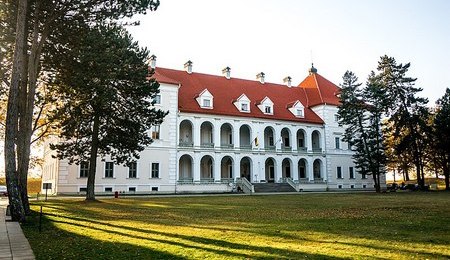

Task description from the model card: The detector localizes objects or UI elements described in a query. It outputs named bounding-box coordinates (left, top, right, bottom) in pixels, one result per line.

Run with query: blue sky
left=127, top=0, right=450, bottom=103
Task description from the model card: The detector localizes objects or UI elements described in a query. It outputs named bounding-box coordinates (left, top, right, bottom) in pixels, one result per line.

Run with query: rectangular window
left=349, top=167, right=355, bottom=179
left=79, top=187, right=87, bottom=192
left=350, top=185, right=355, bottom=189
left=361, top=172, right=367, bottom=179
left=203, top=99, right=211, bottom=107
left=334, top=114, right=339, bottom=122
left=80, top=161, right=89, bottom=178
left=269, top=136, right=274, bottom=146
left=347, top=142, right=352, bottom=150
left=128, top=187, right=136, bottom=192
left=296, top=109, right=304, bottom=117
left=151, top=163, right=159, bottom=178
left=105, top=162, right=114, bottom=178
left=152, top=125, right=160, bottom=139
left=265, top=106, right=272, bottom=114
left=154, top=94, right=161, bottom=104
left=104, top=187, right=113, bottom=192
left=151, top=187, right=159, bottom=191
left=338, top=185, right=343, bottom=189
left=335, top=137, right=340, bottom=149
left=128, top=162, right=137, bottom=178
left=337, top=166, right=342, bottom=179
left=241, top=103, right=248, bottom=111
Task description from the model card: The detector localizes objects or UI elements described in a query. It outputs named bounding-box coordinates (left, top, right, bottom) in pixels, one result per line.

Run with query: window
left=241, top=103, right=249, bottom=111
left=151, top=163, right=159, bottom=178
left=347, top=142, right=352, bottom=150
left=203, top=99, right=211, bottom=107
left=269, top=136, right=274, bottom=146
left=350, top=185, right=355, bottom=189
left=335, top=137, right=340, bottom=149
left=334, top=114, right=339, bottom=122
left=338, top=185, right=343, bottom=189
left=337, top=166, right=342, bottom=179
left=80, top=161, right=89, bottom=178
left=361, top=173, right=367, bottom=179
left=128, top=162, right=137, bottom=178
left=154, top=94, right=161, bottom=104
left=296, top=109, right=304, bottom=117
left=264, top=106, right=272, bottom=114
left=349, top=167, right=355, bottom=179
left=151, top=124, right=160, bottom=139
left=363, top=184, right=367, bottom=188
left=128, top=187, right=136, bottom=192
left=105, top=162, right=114, bottom=178
left=151, top=187, right=159, bottom=191
left=104, top=187, right=112, bottom=192
left=79, top=187, right=87, bottom=192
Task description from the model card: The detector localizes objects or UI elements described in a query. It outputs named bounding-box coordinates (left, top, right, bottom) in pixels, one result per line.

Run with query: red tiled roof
left=297, top=72, right=341, bottom=107
left=153, top=67, right=340, bottom=125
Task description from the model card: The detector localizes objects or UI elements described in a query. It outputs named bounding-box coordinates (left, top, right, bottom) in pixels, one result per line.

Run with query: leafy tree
left=48, top=25, right=167, bottom=201
left=434, top=88, right=450, bottom=190
left=338, top=71, right=386, bottom=192
left=376, top=55, right=429, bottom=188
left=4, top=0, right=160, bottom=221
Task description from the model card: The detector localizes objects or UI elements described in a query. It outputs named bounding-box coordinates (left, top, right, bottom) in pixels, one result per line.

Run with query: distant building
left=41, top=59, right=381, bottom=194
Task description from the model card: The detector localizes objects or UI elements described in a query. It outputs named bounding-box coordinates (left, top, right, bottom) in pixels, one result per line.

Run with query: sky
left=127, top=0, right=450, bottom=104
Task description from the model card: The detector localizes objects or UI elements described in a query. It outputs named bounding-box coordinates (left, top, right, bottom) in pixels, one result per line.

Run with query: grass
left=22, top=192, right=450, bottom=259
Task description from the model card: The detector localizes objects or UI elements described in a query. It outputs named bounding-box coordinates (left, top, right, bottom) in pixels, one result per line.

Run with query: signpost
left=42, top=183, right=52, bottom=201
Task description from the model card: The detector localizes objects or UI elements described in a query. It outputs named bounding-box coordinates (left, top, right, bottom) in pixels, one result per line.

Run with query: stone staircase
left=252, top=182, right=297, bottom=193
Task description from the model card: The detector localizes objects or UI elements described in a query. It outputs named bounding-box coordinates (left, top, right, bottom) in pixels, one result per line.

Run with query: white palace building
left=41, top=58, right=381, bottom=194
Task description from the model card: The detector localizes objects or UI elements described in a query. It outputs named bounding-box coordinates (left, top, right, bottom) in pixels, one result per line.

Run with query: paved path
left=0, top=198, right=35, bottom=260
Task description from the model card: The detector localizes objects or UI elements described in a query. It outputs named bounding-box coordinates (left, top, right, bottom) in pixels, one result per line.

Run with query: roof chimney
left=184, top=60, right=193, bottom=74
left=309, top=63, right=318, bottom=75
left=149, top=55, right=157, bottom=69
left=256, top=72, right=265, bottom=84
left=283, top=76, right=292, bottom=87
left=222, top=66, right=231, bottom=79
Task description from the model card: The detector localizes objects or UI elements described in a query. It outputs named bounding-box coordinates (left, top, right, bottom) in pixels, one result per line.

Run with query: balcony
left=281, top=146, right=292, bottom=152
left=240, top=145, right=252, bottom=150
left=179, top=141, right=193, bottom=147
left=297, top=147, right=307, bottom=153
left=200, top=142, right=214, bottom=148
left=264, top=145, right=276, bottom=151
left=312, top=148, right=322, bottom=153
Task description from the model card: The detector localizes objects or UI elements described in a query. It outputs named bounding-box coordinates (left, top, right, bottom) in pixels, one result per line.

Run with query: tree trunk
left=86, top=114, right=100, bottom=201
left=444, top=157, right=450, bottom=191
left=372, top=173, right=380, bottom=193
left=5, top=0, right=28, bottom=222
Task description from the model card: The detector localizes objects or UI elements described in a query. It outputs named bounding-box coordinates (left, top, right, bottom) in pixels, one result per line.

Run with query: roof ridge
left=313, top=73, right=325, bottom=104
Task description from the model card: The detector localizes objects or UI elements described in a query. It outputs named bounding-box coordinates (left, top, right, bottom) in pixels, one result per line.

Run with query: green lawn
left=22, top=192, right=450, bottom=259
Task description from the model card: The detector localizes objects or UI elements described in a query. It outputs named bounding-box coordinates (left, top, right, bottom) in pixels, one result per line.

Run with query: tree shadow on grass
left=39, top=213, right=344, bottom=259
left=21, top=217, right=186, bottom=260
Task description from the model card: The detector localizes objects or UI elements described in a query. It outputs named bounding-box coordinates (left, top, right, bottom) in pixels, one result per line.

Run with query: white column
left=306, top=128, right=313, bottom=152
left=214, top=155, right=221, bottom=182
left=193, top=119, right=201, bottom=147
left=233, top=123, right=240, bottom=149
left=275, top=126, right=282, bottom=150
left=256, top=159, right=263, bottom=182
left=213, top=120, right=220, bottom=148
left=292, top=158, right=299, bottom=181
left=234, top=156, right=240, bottom=180
left=193, top=153, right=201, bottom=182
left=308, top=157, right=314, bottom=181
left=320, top=129, right=325, bottom=152
left=275, top=158, right=282, bottom=182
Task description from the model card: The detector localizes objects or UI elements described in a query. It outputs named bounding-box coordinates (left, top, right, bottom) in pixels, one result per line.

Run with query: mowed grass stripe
left=22, top=193, right=450, bottom=259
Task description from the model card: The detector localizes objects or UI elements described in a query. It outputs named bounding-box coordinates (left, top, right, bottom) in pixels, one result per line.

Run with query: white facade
left=41, top=68, right=381, bottom=194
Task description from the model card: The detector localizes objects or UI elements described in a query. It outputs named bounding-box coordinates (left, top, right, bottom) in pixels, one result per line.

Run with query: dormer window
left=241, top=103, right=249, bottom=112
left=203, top=99, right=211, bottom=108
left=234, top=94, right=251, bottom=113
left=257, top=97, right=274, bottom=115
left=288, top=100, right=305, bottom=118
left=196, top=89, right=213, bottom=109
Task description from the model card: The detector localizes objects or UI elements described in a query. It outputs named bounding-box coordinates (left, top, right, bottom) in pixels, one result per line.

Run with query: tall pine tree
left=48, top=25, right=167, bottom=201
left=376, top=55, right=429, bottom=188
left=434, top=88, right=450, bottom=190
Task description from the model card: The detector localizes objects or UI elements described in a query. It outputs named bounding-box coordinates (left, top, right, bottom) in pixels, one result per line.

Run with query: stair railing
left=286, top=177, right=300, bottom=192
left=236, top=177, right=254, bottom=194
